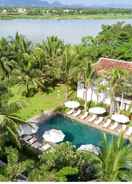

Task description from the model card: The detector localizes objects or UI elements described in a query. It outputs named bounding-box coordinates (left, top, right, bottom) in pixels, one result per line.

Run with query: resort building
left=17, top=8, right=26, bottom=14
left=77, top=57, right=132, bottom=111
left=1, top=9, right=7, bottom=14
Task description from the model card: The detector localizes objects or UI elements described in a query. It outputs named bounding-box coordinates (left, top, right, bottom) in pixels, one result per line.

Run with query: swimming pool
left=37, top=115, right=115, bottom=147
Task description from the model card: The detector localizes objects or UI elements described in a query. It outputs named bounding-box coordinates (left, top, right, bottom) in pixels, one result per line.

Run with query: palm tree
left=0, top=81, right=26, bottom=146
left=0, top=57, right=16, bottom=80
left=39, top=36, right=64, bottom=62
left=61, top=47, right=80, bottom=100
left=15, top=53, right=42, bottom=97
left=0, top=101, right=26, bottom=147
left=9, top=33, right=32, bottom=63
left=80, top=60, right=96, bottom=112
left=103, top=68, right=128, bottom=114
left=99, top=134, right=132, bottom=181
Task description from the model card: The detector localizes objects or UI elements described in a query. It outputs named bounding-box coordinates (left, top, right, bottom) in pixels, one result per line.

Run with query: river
left=0, top=19, right=132, bottom=44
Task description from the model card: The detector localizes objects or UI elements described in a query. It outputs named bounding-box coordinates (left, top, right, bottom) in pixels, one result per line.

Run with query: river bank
left=1, top=13, right=132, bottom=20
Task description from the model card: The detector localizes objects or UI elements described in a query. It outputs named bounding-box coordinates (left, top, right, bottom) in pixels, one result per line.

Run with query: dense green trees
left=28, top=142, right=102, bottom=181
left=0, top=137, right=132, bottom=181
left=0, top=147, right=33, bottom=181
left=82, top=22, right=132, bottom=62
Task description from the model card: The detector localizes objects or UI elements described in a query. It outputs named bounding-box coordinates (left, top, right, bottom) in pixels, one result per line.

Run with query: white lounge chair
left=28, top=137, right=37, bottom=144
left=39, top=143, right=51, bottom=151
left=88, top=115, right=97, bottom=123
left=125, top=127, right=132, bottom=137
left=73, top=109, right=81, bottom=117
left=94, top=117, right=104, bottom=125
left=80, top=112, right=89, bottom=120
left=22, top=135, right=33, bottom=142
left=109, top=123, right=118, bottom=130
left=118, top=125, right=127, bottom=133
left=103, top=119, right=111, bottom=128
left=32, top=141, right=42, bottom=149
left=67, top=109, right=74, bottom=115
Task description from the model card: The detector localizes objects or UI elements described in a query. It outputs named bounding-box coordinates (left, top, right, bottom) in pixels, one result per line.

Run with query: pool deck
left=27, top=110, right=130, bottom=141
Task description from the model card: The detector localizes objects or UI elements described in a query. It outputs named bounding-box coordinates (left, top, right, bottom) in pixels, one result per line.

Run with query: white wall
left=77, top=82, right=132, bottom=111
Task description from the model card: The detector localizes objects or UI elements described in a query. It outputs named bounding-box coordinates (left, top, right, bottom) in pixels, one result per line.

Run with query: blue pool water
left=37, top=115, right=115, bottom=147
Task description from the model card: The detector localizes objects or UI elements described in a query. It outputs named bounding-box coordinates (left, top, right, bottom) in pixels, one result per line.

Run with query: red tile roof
left=94, top=57, right=132, bottom=74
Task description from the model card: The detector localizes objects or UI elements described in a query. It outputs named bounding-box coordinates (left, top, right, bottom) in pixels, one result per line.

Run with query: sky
left=45, top=0, right=132, bottom=6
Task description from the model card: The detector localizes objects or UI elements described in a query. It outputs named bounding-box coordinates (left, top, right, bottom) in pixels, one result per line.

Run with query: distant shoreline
left=1, top=14, right=132, bottom=20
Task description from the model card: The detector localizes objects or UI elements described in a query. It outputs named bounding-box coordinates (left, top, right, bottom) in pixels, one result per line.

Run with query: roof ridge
left=99, top=57, right=132, bottom=64
left=95, top=57, right=132, bottom=74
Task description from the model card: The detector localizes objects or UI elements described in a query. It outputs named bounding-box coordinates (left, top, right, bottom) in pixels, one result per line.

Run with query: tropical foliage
left=0, top=22, right=132, bottom=181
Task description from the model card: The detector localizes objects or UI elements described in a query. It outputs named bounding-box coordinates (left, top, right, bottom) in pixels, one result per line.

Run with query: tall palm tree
left=15, top=53, right=42, bottom=97
left=0, top=101, right=26, bottom=147
left=61, top=47, right=80, bottom=100
left=80, top=60, right=96, bottom=112
left=39, top=36, right=64, bottom=62
left=103, top=68, right=128, bottom=114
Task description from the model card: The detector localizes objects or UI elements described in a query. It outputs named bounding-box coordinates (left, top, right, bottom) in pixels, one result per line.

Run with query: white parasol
left=89, top=107, right=106, bottom=115
left=78, top=144, right=101, bottom=155
left=64, top=101, right=80, bottom=109
left=43, top=129, right=65, bottom=143
left=111, top=114, right=129, bottom=124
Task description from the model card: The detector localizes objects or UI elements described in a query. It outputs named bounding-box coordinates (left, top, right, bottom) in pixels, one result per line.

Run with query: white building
left=2, top=9, right=7, bottom=14
left=77, top=57, right=132, bottom=111
left=17, top=8, right=26, bottom=14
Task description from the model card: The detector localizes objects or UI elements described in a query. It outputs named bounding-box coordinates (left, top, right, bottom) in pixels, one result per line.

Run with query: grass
left=10, top=84, right=66, bottom=120
left=1, top=13, right=132, bottom=20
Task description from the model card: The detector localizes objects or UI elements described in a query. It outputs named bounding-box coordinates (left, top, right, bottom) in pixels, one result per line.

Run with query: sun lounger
left=109, top=123, right=118, bottom=130
left=22, top=135, right=33, bottom=142
left=32, top=141, right=42, bottom=149
left=94, top=117, right=104, bottom=125
left=88, top=115, right=97, bottom=123
left=39, top=143, right=52, bottom=151
left=80, top=112, right=89, bottom=120
left=118, top=125, right=127, bottom=133
left=16, top=174, right=27, bottom=182
left=67, top=109, right=74, bottom=115
left=73, top=109, right=81, bottom=117
left=27, top=136, right=38, bottom=145
left=122, top=125, right=127, bottom=131
left=125, top=127, right=132, bottom=136
left=103, top=119, right=111, bottom=128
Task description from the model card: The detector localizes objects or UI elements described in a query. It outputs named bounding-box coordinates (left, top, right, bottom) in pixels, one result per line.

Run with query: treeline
left=1, top=22, right=132, bottom=97
left=1, top=7, right=132, bottom=16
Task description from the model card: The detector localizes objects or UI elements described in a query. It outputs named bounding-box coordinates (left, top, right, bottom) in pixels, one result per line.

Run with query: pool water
left=37, top=115, right=115, bottom=147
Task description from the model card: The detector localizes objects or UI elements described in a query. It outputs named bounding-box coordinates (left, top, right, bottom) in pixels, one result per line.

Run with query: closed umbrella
left=43, top=129, right=65, bottom=143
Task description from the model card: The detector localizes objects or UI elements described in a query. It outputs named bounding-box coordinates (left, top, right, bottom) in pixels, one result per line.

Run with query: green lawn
left=10, top=84, right=66, bottom=120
